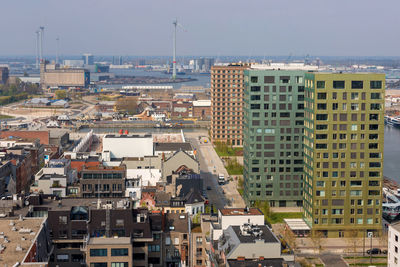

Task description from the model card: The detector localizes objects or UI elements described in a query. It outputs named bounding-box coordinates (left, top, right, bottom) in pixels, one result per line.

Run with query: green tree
left=55, top=90, right=67, bottom=99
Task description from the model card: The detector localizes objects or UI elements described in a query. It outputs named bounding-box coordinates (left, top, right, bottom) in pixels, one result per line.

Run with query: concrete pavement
left=320, top=254, right=348, bottom=267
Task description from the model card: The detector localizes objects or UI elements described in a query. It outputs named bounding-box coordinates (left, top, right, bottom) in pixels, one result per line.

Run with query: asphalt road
left=186, top=132, right=245, bottom=210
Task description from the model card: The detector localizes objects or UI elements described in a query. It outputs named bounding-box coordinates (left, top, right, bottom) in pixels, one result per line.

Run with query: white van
left=218, top=174, right=225, bottom=185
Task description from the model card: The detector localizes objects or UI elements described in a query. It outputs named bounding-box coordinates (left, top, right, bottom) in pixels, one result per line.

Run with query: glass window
left=370, top=81, right=382, bottom=89
left=351, top=81, right=363, bottom=89
left=111, top=263, right=128, bottom=267
left=333, top=81, right=345, bottom=89
left=90, top=249, right=107, bottom=257
left=316, top=81, right=325, bottom=89
left=111, top=248, right=128, bottom=257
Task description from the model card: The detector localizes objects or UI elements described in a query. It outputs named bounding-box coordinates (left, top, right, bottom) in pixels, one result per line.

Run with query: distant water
left=105, top=69, right=211, bottom=89
left=384, top=125, right=400, bottom=182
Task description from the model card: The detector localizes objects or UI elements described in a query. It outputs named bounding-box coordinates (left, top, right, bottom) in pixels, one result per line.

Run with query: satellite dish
left=24, top=201, right=29, bottom=206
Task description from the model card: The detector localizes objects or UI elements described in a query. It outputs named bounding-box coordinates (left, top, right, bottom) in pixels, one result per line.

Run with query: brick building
left=211, top=63, right=249, bottom=146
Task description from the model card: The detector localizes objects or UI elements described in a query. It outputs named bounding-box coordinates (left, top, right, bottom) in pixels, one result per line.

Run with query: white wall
left=388, top=226, right=400, bottom=267
left=185, top=203, right=204, bottom=216
left=127, top=169, right=161, bottom=186
left=212, top=212, right=265, bottom=241
left=102, top=135, right=153, bottom=158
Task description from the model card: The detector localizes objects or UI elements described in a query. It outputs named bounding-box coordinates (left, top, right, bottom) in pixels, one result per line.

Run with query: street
left=186, top=131, right=245, bottom=210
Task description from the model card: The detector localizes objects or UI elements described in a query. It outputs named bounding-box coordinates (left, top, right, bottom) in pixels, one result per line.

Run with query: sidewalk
left=296, top=237, right=387, bottom=254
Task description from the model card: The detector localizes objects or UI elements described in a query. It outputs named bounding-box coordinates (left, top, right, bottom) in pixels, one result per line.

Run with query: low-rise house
left=80, top=164, right=126, bottom=198
left=0, top=161, right=14, bottom=196
left=218, top=223, right=294, bottom=265
left=211, top=208, right=265, bottom=241
left=162, top=150, right=199, bottom=181
left=171, top=101, right=193, bottom=118
left=123, top=155, right=162, bottom=187
left=31, top=173, right=68, bottom=197
left=164, top=213, right=190, bottom=266
left=192, top=99, right=211, bottom=120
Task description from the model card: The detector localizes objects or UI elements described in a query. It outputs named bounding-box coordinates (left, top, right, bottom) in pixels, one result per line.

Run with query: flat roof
left=104, top=134, right=152, bottom=138
left=88, top=236, right=131, bottom=245
left=231, top=225, right=279, bottom=243
left=284, top=218, right=311, bottom=231
left=154, top=142, right=192, bottom=151
left=220, top=208, right=263, bottom=216
left=0, top=218, right=46, bottom=266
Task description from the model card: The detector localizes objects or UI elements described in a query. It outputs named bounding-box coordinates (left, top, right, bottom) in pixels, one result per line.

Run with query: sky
left=0, top=0, right=399, bottom=57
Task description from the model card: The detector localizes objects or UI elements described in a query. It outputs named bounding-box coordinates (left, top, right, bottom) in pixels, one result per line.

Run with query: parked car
left=367, top=248, right=381, bottom=254
left=206, top=186, right=212, bottom=190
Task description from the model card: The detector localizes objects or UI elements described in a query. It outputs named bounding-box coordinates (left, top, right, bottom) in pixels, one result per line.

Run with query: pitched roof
left=184, top=189, right=204, bottom=204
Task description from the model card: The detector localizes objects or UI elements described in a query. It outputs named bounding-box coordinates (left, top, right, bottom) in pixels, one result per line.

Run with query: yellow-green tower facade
left=303, top=73, right=385, bottom=237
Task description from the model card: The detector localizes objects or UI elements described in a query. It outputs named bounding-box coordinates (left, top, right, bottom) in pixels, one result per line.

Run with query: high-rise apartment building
left=210, top=64, right=249, bottom=146
left=303, top=73, right=385, bottom=237
left=243, top=68, right=313, bottom=207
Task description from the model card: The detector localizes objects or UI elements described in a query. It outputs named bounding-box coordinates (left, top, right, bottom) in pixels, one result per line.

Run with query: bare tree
left=310, top=231, right=325, bottom=254
left=346, top=229, right=359, bottom=266
left=283, top=227, right=297, bottom=252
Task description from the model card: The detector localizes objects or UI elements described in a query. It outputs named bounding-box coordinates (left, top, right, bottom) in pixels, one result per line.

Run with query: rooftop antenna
left=39, top=26, right=45, bottom=62
left=172, top=19, right=186, bottom=80
left=35, top=30, right=40, bottom=69
left=56, top=36, right=60, bottom=64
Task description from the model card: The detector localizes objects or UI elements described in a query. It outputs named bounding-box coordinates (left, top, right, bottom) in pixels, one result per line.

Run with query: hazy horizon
left=1, top=0, right=399, bottom=57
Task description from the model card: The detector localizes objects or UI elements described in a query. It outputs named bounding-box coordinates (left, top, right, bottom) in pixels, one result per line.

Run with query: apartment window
left=317, top=81, right=325, bottom=89
left=317, top=93, right=327, bottom=99
left=250, top=86, right=261, bottom=92
left=280, top=76, right=290, bottom=83
left=111, top=263, right=128, bottom=267
left=264, top=76, right=275, bottom=83
left=351, top=81, right=363, bottom=89
left=56, top=254, right=69, bottom=262
left=251, top=76, right=258, bottom=83
left=59, top=216, right=68, bottom=224
left=333, top=81, right=345, bottom=89
left=370, top=81, right=382, bottom=89
left=148, top=245, right=160, bottom=252
left=111, top=248, right=128, bottom=257
left=90, top=249, right=107, bottom=257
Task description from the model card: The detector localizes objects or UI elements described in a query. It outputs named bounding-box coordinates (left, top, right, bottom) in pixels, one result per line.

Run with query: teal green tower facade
left=243, top=69, right=307, bottom=207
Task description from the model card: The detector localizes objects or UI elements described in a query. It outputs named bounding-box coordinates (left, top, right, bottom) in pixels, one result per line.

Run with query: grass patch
left=0, top=114, right=13, bottom=119
left=315, top=264, right=324, bottom=267
left=268, top=212, right=303, bottom=224
left=225, top=158, right=243, bottom=175
left=238, top=188, right=244, bottom=197
left=214, top=141, right=243, bottom=156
